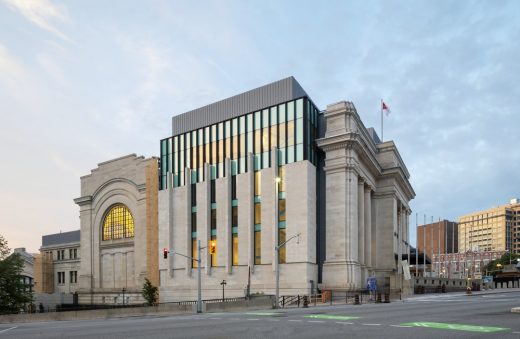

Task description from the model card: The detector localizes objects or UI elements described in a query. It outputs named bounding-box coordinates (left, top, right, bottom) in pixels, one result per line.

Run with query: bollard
left=354, top=294, right=360, bottom=305
left=376, top=293, right=382, bottom=303
left=384, top=293, right=390, bottom=303
left=303, top=295, right=309, bottom=308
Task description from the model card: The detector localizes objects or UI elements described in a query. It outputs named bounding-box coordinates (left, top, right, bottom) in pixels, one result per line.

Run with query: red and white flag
left=382, top=101, right=391, bottom=116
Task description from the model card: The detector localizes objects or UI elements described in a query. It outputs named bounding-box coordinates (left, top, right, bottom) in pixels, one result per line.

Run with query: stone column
left=357, top=179, right=365, bottom=278
left=364, top=186, right=372, bottom=273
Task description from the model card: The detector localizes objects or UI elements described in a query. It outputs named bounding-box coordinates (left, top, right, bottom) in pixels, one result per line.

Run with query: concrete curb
left=0, top=297, right=273, bottom=324
left=511, top=307, right=520, bottom=313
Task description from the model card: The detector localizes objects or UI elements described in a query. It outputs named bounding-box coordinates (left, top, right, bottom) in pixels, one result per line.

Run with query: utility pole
left=164, top=240, right=206, bottom=313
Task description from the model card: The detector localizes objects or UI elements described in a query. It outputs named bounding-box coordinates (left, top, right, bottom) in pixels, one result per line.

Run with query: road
left=1, top=291, right=520, bottom=338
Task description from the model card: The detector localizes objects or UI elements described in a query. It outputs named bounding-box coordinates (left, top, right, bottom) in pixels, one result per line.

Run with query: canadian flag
left=382, top=101, right=391, bottom=116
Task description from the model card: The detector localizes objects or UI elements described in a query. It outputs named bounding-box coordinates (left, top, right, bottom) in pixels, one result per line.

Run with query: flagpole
left=380, top=98, right=383, bottom=141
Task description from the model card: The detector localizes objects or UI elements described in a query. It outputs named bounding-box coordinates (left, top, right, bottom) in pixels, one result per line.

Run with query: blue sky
left=1, top=0, right=519, bottom=252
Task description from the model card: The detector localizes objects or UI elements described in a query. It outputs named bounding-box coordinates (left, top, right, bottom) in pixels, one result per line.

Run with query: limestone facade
left=316, top=101, right=415, bottom=292
left=35, top=231, right=81, bottom=295
left=159, top=152, right=317, bottom=301
left=74, top=154, right=158, bottom=304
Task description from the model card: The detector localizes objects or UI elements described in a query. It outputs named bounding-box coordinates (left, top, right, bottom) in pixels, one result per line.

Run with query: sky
left=0, top=0, right=519, bottom=253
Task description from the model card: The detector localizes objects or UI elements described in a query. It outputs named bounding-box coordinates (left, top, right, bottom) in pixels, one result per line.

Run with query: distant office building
left=417, top=220, right=458, bottom=262
left=458, top=198, right=520, bottom=254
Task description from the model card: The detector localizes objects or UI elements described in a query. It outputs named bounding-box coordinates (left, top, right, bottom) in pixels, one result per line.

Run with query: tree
left=0, top=235, right=33, bottom=314
left=484, top=252, right=520, bottom=275
left=142, top=278, right=158, bottom=306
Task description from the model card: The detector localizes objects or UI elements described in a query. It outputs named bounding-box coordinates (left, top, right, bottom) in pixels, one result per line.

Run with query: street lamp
left=275, top=232, right=300, bottom=309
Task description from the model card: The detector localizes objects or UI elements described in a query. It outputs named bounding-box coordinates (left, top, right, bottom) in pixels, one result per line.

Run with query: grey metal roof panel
left=171, top=77, right=308, bottom=136
left=42, top=230, right=80, bottom=247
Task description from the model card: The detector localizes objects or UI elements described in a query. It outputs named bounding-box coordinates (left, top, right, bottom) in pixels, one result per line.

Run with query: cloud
left=0, top=43, right=34, bottom=101
left=2, top=0, right=71, bottom=41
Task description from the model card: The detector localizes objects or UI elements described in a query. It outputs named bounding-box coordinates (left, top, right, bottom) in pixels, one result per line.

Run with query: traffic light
left=209, top=240, right=216, bottom=255
left=163, top=248, right=168, bottom=259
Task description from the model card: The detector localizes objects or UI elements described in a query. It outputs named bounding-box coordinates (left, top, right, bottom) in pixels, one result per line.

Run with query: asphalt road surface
left=2, top=291, right=520, bottom=338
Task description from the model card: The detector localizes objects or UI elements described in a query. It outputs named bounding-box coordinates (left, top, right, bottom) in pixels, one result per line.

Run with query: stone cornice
left=74, top=195, right=92, bottom=206
left=316, top=132, right=358, bottom=152
left=380, top=167, right=416, bottom=200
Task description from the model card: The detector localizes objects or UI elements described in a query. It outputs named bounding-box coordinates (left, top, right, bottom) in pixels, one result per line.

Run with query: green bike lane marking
left=400, top=322, right=510, bottom=333
left=246, top=312, right=284, bottom=316
left=304, top=314, right=360, bottom=321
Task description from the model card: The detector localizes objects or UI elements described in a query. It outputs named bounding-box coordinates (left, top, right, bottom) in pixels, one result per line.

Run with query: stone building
left=73, top=154, right=159, bottom=304
left=34, top=231, right=81, bottom=295
left=41, top=77, right=415, bottom=304
left=157, top=77, right=415, bottom=301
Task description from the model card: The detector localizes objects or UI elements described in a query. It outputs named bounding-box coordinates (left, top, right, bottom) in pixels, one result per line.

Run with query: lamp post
left=221, top=280, right=227, bottom=303
left=275, top=232, right=300, bottom=309
left=165, top=240, right=206, bottom=313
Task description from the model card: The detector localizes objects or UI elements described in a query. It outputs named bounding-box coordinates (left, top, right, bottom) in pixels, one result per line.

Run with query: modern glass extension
left=159, top=97, right=319, bottom=190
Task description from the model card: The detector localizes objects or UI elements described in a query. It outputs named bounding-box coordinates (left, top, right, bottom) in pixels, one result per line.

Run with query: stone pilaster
left=317, top=101, right=362, bottom=290
left=364, top=186, right=372, bottom=273
left=358, top=178, right=365, bottom=277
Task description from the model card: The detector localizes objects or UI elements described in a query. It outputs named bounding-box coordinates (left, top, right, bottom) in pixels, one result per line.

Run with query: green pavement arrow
left=400, top=322, right=510, bottom=333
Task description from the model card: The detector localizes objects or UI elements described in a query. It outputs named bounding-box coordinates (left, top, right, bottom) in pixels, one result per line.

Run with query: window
left=232, top=175, right=237, bottom=200
left=69, top=248, right=77, bottom=259
left=211, top=180, right=216, bottom=203
left=254, top=230, right=261, bottom=265
left=232, top=206, right=238, bottom=228
left=70, top=271, right=77, bottom=284
left=278, top=199, right=286, bottom=222
left=279, top=228, right=286, bottom=264
left=102, top=204, right=135, bottom=241
left=57, top=250, right=65, bottom=260
left=192, top=238, right=198, bottom=268
left=57, top=272, right=65, bottom=284
left=254, top=171, right=261, bottom=196
left=191, top=183, right=197, bottom=206
left=211, top=236, right=217, bottom=267
left=232, top=233, right=238, bottom=266
left=254, top=203, right=261, bottom=225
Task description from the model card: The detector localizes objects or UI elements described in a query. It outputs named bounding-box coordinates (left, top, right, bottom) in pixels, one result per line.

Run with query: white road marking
left=288, top=319, right=302, bottom=322
left=0, top=327, right=17, bottom=334
left=307, top=320, right=325, bottom=323
left=512, top=331, right=520, bottom=334
left=390, top=325, right=412, bottom=328
left=336, top=322, right=354, bottom=325
left=247, top=318, right=259, bottom=321
left=362, top=323, right=381, bottom=326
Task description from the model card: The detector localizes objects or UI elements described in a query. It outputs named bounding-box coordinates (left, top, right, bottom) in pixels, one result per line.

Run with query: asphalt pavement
left=1, top=290, right=520, bottom=338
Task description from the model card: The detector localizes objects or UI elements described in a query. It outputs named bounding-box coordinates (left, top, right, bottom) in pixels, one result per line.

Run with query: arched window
left=102, top=204, right=135, bottom=240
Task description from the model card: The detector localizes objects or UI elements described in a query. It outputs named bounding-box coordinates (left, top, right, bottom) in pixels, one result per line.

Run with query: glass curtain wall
left=160, top=97, right=319, bottom=190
